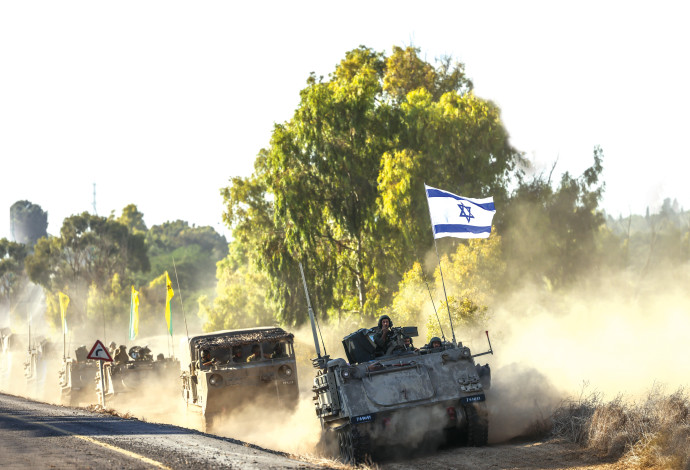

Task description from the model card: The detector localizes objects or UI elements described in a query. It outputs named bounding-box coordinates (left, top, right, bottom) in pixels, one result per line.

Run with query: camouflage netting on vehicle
left=195, top=328, right=294, bottom=349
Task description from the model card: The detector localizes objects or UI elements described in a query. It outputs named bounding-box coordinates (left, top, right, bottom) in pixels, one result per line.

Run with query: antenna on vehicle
left=420, top=267, right=446, bottom=342
left=299, top=262, right=327, bottom=363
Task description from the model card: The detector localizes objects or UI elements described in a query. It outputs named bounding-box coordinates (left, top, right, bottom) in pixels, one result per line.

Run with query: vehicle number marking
left=460, top=394, right=486, bottom=404
left=351, top=413, right=375, bottom=423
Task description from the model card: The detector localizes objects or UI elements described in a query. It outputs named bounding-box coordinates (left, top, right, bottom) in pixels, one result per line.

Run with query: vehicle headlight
left=341, top=369, right=350, bottom=378
left=462, top=348, right=471, bottom=357
left=208, top=373, right=223, bottom=386
left=279, top=365, right=293, bottom=377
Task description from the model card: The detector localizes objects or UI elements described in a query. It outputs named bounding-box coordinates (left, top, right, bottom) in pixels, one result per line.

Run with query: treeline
left=1, top=202, right=227, bottom=338
left=5, top=45, right=689, bottom=338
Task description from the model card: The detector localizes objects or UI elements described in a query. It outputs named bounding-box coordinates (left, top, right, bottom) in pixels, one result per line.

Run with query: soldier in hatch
left=114, top=345, right=129, bottom=363
left=372, top=314, right=395, bottom=354
left=403, top=336, right=418, bottom=352
left=423, top=337, right=443, bottom=350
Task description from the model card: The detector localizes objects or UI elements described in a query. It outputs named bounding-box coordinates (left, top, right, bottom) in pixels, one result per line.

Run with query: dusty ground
left=379, top=440, right=626, bottom=470
left=1, top=390, right=630, bottom=470
left=0, top=392, right=318, bottom=469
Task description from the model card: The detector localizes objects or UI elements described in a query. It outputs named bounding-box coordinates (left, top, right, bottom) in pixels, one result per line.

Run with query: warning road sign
left=87, top=340, right=113, bottom=362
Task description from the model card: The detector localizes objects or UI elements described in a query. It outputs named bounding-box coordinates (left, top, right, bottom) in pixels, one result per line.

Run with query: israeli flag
left=425, top=184, right=495, bottom=239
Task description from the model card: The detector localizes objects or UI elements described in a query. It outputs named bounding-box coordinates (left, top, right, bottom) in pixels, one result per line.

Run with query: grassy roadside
left=551, top=385, right=689, bottom=469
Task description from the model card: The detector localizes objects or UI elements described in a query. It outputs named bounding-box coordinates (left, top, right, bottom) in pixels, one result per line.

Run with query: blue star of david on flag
left=425, top=184, right=495, bottom=239
left=458, top=203, right=474, bottom=223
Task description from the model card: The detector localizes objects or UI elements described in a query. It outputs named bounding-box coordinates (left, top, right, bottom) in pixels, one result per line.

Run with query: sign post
left=86, top=340, right=113, bottom=407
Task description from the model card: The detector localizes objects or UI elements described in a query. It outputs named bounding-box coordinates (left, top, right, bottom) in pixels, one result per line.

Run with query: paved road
left=0, top=392, right=320, bottom=469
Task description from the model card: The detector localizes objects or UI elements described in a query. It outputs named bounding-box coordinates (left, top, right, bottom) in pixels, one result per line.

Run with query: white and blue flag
left=425, top=184, right=495, bottom=239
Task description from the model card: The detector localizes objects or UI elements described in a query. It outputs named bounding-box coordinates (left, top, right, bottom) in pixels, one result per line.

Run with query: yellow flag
left=165, top=271, right=174, bottom=336
left=58, top=292, right=70, bottom=333
left=129, top=286, right=140, bottom=340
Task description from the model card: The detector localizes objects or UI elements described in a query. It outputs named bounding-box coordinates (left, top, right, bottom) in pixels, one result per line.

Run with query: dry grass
left=551, top=384, right=690, bottom=469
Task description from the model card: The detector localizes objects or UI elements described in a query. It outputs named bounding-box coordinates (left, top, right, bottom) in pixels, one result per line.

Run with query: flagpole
left=420, top=263, right=446, bottom=342
left=433, top=239, right=456, bottom=345
left=425, top=183, right=457, bottom=345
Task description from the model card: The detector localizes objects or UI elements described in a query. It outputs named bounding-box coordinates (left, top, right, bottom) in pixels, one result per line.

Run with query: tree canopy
left=24, top=212, right=150, bottom=329
left=220, top=46, right=522, bottom=326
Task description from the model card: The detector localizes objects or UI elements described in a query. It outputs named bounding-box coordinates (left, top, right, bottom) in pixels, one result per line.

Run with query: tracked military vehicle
left=180, top=327, right=299, bottom=430
left=96, top=345, right=179, bottom=403
left=24, top=336, right=58, bottom=398
left=300, top=264, right=493, bottom=463
left=58, top=345, right=98, bottom=405
left=0, top=328, right=24, bottom=388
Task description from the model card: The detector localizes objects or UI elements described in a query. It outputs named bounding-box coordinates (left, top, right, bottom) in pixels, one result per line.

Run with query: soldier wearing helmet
left=426, top=337, right=443, bottom=349
left=114, top=345, right=129, bottom=363
left=372, top=315, right=394, bottom=354
left=403, top=336, right=418, bottom=352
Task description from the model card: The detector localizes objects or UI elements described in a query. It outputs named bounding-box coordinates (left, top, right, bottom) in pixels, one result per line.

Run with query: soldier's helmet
left=430, top=337, right=442, bottom=347
left=377, top=314, right=393, bottom=328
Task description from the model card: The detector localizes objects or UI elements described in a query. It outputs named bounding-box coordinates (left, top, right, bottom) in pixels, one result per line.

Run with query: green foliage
left=144, top=219, right=227, bottom=292
left=501, top=146, right=606, bottom=288
left=427, top=296, right=489, bottom=342
left=10, top=200, right=48, bottom=247
left=198, top=250, right=274, bottom=331
left=118, top=204, right=148, bottom=234
left=0, top=238, right=28, bottom=305
left=387, top=234, right=503, bottom=343
left=24, top=212, right=150, bottom=330
left=220, top=45, right=521, bottom=327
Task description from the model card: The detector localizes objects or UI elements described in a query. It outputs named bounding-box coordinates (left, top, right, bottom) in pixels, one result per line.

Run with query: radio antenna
left=421, top=267, right=446, bottom=342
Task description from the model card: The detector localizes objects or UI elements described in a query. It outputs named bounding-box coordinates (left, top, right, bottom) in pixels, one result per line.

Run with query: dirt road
left=380, top=440, right=624, bottom=470
left=0, top=392, right=318, bottom=469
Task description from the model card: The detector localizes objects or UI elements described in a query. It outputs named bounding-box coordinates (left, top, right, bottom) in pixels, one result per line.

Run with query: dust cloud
left=3, top=262, right=689, bottom=457
left=454, top=263, right=690, bottom=443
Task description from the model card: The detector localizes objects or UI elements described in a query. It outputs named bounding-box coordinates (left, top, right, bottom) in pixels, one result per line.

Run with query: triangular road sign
left=87, top=339, right=113, bottom=362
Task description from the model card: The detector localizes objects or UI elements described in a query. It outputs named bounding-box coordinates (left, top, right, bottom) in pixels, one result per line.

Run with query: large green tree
left=221, top=46, right=522, bottom=326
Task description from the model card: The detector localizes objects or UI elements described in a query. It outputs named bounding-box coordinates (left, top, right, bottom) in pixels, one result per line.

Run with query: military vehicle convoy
left=180, top=327, right=299, bottom=430
left=300, top=264, right=493, bottom=464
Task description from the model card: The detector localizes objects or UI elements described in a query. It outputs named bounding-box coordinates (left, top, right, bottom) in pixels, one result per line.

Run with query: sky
left=2, top=1, right=689, bottom=241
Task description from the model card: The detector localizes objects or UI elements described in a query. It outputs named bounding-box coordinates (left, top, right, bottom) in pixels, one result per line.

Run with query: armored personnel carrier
left=24, top=336, right=57, bottom=398
left=96, top=345, right=179, bottom=404
left=0, top=328, right=24, bottom=388
left=300, top=265, right=493, bottom=463
left=180, top=327, right=299, bottom=430
left=58, top=345, right=98, bottom=405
